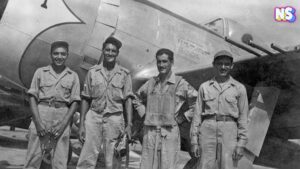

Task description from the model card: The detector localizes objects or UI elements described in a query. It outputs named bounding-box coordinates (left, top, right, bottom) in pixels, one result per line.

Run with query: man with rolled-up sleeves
left=190, top=50, right=249, bottom=169
left=76, top=36, right=133, bottom=169
left=134, top=48, right=197, bottom=169
left=24, top=41, right=81, bottom=169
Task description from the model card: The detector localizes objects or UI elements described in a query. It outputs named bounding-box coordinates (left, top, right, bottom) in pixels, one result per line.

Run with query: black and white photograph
left=0, top=0, right=299, bottom=169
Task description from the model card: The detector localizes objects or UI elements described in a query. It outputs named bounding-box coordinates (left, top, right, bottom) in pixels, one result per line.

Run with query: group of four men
left=23, top=36, right=248, bottom=169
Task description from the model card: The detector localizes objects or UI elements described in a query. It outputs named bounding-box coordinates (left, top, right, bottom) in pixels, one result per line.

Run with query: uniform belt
left=202, top=114, right=236, bottom=122
left=146, top=125, right=176, bottom=129
left=39, top=101, right=68, bottom=108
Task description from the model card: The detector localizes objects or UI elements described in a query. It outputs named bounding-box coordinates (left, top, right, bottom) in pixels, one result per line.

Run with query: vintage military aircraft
left=0, top=0, right=299, bottom=168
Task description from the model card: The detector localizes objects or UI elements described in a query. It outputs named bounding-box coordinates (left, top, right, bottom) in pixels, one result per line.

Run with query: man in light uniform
left=76, top=36, right=133, bottom=169
left=134, top=48, right=197, bottom=169
left=190, top=50, right=249, bottom=169
left=24, top=41, right=81, bottom=169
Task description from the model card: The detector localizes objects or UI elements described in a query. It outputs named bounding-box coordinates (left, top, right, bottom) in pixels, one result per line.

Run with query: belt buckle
left=217, top=115, right=227, bottom=121
left=54, top=102, right=60, bottom=108
left=212, top=115, right=217, bottom=121
left=48, top=100, right=53, bottom=107
left=48, top=98, right=55, bottom=107
left=221, top=115, right=226, bottom=121
left=216, top=115, right=223, bottom=121
left=214, top=115, right=218, bottom=121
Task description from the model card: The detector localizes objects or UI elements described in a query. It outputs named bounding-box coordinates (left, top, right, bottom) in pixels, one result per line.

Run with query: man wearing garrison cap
left=190, top=50, right=249, bottom=169
left=134, top=48, right=197, bottom=169
left=24, top=41, right=81, bottom=169
left=76, top=36, right=133, bottom=169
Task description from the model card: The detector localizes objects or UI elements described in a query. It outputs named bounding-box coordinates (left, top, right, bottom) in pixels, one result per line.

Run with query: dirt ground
left=0, top=126, right=190, bottom=169
left=0, top=126, right=276, bottom=169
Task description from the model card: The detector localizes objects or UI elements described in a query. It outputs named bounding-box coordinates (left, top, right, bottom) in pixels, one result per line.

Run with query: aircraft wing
left=0, top=75, right=31, bottom=128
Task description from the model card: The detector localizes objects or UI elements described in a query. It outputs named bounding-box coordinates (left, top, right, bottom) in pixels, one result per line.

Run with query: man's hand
left=78, top=125, right=86, bottom=144
left=50, top=121, right=67, bottom=139
left=191, top=144, right=201, bottom=158
left=176, top=114, right=187, bottom=125
left=232, top=146, right=244, bottom=161
left=36, top=122, right=47, bottom=137
left=124, top=125, right=132, bottom=140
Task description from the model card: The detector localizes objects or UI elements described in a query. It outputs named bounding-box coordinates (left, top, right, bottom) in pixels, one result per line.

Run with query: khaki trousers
left=23, top=104, right=70, bottom=169
left=76, top=110, right=124, bottom=169
left=140, top=125, right=180, bottom=169
left=197, top=120, right=238, bottom=169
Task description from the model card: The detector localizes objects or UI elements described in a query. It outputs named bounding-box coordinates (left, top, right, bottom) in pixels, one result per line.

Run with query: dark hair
left=155, top=48, right=174, bottom=63
left=51, top=41, right=69, bottom=53
left=102, top=36, right=122, bottom=51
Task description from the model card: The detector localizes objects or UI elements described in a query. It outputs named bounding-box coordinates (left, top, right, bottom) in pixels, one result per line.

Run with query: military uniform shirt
left=27, top=65, right=81, bottom=104
left=81, top=63, right=133, bottom=114
left=190, top=76, right=248, bottom=147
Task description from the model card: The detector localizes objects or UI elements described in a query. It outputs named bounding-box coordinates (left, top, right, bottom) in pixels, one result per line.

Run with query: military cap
left=213, top=50, right=233, bottom=61
left=51, top=41, right=69, bottom=52
left=103, top=36, right=122, bottom=50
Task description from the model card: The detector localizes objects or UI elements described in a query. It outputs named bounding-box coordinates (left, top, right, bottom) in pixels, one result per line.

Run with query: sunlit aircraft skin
left=0, top=0, right=300, bottom=168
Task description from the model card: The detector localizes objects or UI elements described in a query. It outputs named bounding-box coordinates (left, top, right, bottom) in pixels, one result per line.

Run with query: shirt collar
left=42, top=65, right=51, bottom=71
left=209, top=76, right=236, bottom=86
left=65, top=67, right=72, bottom=74
left=43, top=65, right=72, bottom=74
left=154, top=72, right=176, bottom=84
left=95, top=63, right=121, bottom=74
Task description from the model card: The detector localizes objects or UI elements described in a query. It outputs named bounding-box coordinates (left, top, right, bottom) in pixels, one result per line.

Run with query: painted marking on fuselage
left=2, top=0, right=81, bottom=38
left=177, top=38, right=210, bottom=60
left=41, top=0, right=48, bottom=9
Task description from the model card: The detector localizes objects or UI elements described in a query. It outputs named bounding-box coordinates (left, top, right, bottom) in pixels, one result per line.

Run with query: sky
left=150, top=0, right=300, bottom=48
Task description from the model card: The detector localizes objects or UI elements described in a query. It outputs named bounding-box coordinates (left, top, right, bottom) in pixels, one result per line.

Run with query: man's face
left=213, top=56, right=233, bottom=77
left=50, top=47, right=68, bottom=67
left=103, top=43, right=118, bottom=63
left=156, top=53, right=172, bottom=75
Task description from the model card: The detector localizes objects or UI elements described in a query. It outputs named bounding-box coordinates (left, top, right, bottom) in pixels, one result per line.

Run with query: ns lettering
left=274, top=6, right=296, bottom=23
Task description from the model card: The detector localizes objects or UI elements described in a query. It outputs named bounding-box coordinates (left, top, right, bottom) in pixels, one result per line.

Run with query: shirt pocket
left=203, top=95, right=216, bottom=112
left=40, top=80, right=54, bottom=97
left=111, top=79, right=124, bottom=101
left=225, top=95, right=238, bottom=114
left=61, top=80, right=73, bottom=98
left=91, top=80, right=106, bottom=98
